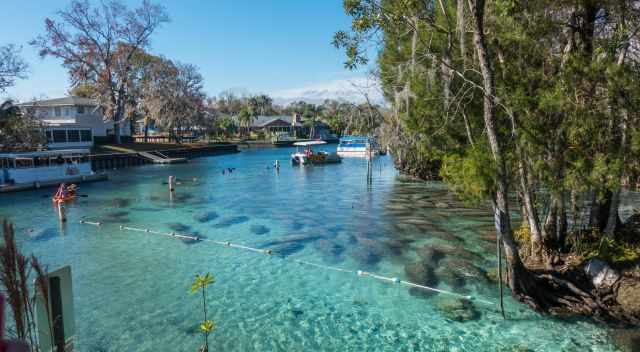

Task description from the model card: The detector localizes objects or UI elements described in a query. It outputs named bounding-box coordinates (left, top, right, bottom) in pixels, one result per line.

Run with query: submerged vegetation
left=336, top=0, right=640, bottom=324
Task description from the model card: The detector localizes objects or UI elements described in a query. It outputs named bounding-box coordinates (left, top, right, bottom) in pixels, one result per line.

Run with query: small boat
left=336, top=136, right=380, bottom=158
left=52, top=184, right=77, bottom=204
left=1, top=149, right=94, bottom=185
left=291, top=141, right=341, bottom=165
left=52, top=193, right=76, bottom=204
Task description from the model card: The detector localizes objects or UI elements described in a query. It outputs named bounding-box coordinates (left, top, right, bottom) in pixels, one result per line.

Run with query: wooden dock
left=138, top=151, right=187, bottom=164
left=91, top=144, right=238, bottom=170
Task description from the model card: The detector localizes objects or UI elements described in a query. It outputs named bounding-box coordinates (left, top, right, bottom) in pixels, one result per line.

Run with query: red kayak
left=52, top=191, right=76, bottom=204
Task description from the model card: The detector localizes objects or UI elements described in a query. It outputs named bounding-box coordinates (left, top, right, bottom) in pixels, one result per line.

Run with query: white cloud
left=271, top=76, right=385, bottom=106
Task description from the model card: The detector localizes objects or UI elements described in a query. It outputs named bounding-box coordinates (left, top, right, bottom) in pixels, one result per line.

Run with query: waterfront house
left=18, top=97, right=131, bottom=149
left=232, top=113, right=334, bottom=139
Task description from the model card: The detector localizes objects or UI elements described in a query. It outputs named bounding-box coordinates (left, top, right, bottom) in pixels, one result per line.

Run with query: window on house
left=67, top=130, right=80, bottom=142
left=45, top=131, right=53, bottom=143
left=64, top=108, right=70, bottom=116
left=80, top=130, right=92, bottom=142
left=77, top=106, right=85, bottom=114
left=52, top=130, right=67, bottom=143
left=54, top=107, right=61, bottom=117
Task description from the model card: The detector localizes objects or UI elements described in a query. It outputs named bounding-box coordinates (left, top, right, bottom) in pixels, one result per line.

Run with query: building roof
left=18, top=96, right=98, bottom=107
left=254, top=118, right=291, bottom=128
left=231, top=114, right=329, bottom=128
left=251, top=115, right=293, bottom=127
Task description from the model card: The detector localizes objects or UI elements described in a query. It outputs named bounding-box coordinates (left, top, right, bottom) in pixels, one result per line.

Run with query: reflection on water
left=0, top=146, right=624, bottom=351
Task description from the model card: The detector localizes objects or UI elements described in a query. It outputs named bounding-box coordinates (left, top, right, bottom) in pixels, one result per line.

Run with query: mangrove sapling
left=190, top=273, right=215, bottom=352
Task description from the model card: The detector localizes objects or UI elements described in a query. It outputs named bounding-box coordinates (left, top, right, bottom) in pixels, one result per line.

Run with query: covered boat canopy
left=0, top=149, right=91, bottom=158
left=293, top=141, right=327, bottom=146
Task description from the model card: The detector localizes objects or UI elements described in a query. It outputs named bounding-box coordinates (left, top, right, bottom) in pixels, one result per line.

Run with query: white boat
left=0, top=149, right=97, bottom=187
left=336, top=136, right=379, bottom=157
left=291, top=141, right=341, bottom=165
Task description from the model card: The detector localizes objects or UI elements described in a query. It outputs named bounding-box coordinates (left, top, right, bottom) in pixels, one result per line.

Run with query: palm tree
left=237, top=107, right=255, bottom=137
left=303, top=104, right=322, bottom=139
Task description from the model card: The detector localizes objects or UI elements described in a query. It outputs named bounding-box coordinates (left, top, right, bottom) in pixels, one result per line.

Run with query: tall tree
left=31, top=0, right=169, bottom=144
left=0, top=44, right=28, bottom=93
left=141, top=59, right=205, bottom=142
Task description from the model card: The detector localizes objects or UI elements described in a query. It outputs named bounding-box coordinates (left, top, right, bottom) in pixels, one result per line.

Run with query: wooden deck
left=138, top=151, right=187, bottom=164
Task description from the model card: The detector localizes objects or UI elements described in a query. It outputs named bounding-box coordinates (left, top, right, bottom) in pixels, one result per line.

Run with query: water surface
left=0, top=147, right=622, bottom=351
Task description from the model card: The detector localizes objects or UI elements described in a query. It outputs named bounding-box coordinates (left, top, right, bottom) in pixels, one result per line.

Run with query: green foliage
left=0, top=102, right=46, bottom=151
left=586, top=237, right=640, bottom=265
left=336, top=0, right=640, bottom=259
left=200, top=320, right=215, bottom=334
left=440, top=146, right=497, bottom=204
left=569, top=228, right=640, bottom=265
left=190, top=273, right=214, bottom=294
left=513, top=225, right=531, bottom=247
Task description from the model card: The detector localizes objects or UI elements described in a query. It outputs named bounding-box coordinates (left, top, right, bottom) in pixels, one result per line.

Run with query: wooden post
left=57, top=203, right=66, bottom=223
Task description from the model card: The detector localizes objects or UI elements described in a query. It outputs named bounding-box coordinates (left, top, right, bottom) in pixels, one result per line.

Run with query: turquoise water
left=0, top=147, right=621, bottom=351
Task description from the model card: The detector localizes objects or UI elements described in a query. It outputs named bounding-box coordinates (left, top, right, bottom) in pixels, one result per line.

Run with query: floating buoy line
left=78, top=220, right=494, bottom=306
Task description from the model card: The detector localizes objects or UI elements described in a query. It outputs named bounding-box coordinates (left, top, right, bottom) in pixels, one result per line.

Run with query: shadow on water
left=250, top=224, right=270, bottom=235
left=193, top=211, right=219, bottom=223
left=212, top=216, right=250, bottom=228
left=27, top=227, right=59, bottom=242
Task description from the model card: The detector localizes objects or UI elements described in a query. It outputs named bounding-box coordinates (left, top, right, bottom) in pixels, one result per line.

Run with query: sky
left=0, top=0, right=381, bottom=103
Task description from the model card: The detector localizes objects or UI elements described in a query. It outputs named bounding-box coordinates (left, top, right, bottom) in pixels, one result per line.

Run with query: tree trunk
left=113, top=84, right=126, bottom=144
left=467, top=0, right=530, bottom=295
left=589, top=190, right=612, bottom=232
left=518, top=156, right=542, bottom=258
left=557, top=192, right=568, bottom=247
left=604, top=188, right=620, bottom=237
left=457, top=0, right=466, bottom=69
left=604, top=41, right=631, bottom=238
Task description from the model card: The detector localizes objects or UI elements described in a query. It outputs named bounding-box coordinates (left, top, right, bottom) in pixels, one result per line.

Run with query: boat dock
left=138, top=151, right=187, bottom=164
left=91, top=144, right=238, bottom=170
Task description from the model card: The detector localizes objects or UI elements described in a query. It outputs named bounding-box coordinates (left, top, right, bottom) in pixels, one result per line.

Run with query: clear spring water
left=0, top=146, right=625, bottom=351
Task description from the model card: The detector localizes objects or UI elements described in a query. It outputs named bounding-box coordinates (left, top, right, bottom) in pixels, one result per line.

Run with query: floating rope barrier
left=80, top=221, right=494, bottom=305
left=79, top=220, right=101, bottom=226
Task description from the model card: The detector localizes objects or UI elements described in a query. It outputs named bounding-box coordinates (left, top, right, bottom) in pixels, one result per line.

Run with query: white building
left=18, top=97, right=131, bottom=149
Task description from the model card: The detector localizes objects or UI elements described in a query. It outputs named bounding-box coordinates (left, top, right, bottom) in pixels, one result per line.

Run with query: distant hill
left=271, top=77, right=385, bottom=106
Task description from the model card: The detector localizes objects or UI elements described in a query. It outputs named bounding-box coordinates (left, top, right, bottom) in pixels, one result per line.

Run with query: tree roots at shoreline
left=509, top=256, right=640, bottom=326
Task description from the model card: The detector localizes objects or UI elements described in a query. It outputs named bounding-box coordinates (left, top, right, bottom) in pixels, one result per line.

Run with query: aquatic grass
left=0, top=219, right=51, bottom=351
